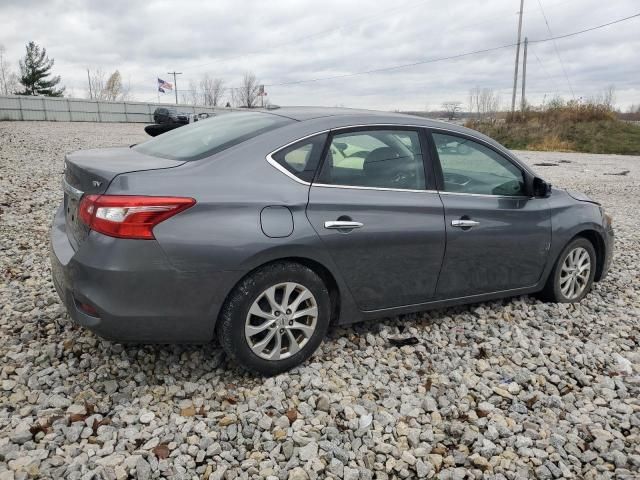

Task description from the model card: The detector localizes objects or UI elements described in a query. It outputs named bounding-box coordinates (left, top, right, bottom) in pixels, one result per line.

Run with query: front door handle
left=324, top=220, right=364, bottom=230
left=451, top=219, right=480, bottom=228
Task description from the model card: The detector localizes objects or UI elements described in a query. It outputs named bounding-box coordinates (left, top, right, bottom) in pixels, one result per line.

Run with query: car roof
left=246, top=106, right=536, bottom=176
left=259, top=106, right=471, bottom=131
left=260, top=106, right=427, bottom=122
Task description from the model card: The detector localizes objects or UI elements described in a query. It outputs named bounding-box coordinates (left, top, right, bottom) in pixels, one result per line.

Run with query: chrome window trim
left=313, top=183, right=439, bottom=194
left=264, top=123, right=530, bottom=198
left=265, top=130, right=329, bottom=186
left=439, top=191, right=530, bottom=199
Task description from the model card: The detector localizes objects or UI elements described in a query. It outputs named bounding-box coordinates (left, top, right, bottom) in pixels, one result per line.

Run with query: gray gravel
left=1, top=121, right=639, bottom=480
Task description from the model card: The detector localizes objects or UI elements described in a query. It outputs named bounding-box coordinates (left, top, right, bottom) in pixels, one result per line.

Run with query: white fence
left=0, top=95, right=230, bottom=123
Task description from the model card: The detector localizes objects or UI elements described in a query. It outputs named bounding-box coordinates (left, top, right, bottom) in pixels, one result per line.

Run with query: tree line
left=0, top=42, right=268, bottom=108
left=179, top=72, right=269, bottom=108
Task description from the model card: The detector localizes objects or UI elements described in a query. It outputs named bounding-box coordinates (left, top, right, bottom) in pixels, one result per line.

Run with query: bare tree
left=602, top=85, right=616, bottom=110
left=87, top=68, right=106, bottom=99
left=441, top=101, right=462, bottom=120
left=0, top=45, right=19, bottom=95
left=189, top=80, right=201, bottom=105
left=233, top=72, right=260, bottom=108
left=200, top=74, right=225, bottom=106
left=469, top=87, right=500, bottom=121
left=87, top=68, right=130, bottom=101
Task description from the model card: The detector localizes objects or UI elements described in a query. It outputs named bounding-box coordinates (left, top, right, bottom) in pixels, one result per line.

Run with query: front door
left=306, top=127, right=446, bottom=311
left=430, top=131, right=551, bottom=298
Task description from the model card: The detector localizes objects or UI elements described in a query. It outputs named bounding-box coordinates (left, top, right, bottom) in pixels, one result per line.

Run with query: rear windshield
left=134, top=111, right=293, bottom=161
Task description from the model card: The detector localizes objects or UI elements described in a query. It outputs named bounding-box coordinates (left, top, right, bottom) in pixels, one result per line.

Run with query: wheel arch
left=217, top=256, right=344, bottom=329
left=574, top=229, right=606, bottom=281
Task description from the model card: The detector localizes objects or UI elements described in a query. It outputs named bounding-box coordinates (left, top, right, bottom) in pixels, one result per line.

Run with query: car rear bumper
left=49, top=205, right=234, bottom=343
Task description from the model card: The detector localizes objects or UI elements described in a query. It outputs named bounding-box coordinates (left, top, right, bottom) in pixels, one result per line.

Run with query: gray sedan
left=50, top=107, right=614, bottom=374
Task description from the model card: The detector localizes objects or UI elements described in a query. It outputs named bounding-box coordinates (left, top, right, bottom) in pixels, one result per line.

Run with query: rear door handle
left=324, top=220, right=364, bottom=230
left=451, top=219, right=480, bottom=228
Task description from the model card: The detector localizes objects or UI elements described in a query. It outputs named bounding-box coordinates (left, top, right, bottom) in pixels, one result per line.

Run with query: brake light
left=78, top=195, right=195, bottom=240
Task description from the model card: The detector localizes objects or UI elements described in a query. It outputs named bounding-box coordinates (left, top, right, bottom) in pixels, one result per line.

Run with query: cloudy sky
left=1, top=0, right=639, bottom=110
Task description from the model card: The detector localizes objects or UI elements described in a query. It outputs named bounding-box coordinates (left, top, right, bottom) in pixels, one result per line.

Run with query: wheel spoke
left=292, top=306, right=318, bottom=320
left=245, top=320, right=275, bottom=337
left=282, top=283, right=296, bottom=308
left=248, top=303, right=276, bottom=322
left=289, top=289, right=313, bottom=312
left=291, top=321, right=315, bottom=337
left=267, top=332, right=282, bottom=360
left=252, top=328, right=277, bottom=355
left=285, top=329, right=301, bottom=355
left=263, top=285, right=282, bottom=312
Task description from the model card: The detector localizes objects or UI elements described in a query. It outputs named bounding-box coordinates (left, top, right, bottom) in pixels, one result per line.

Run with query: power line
left=260, top=12, right=640, bottom=88
left=532, top=50, right=561, bottom=96
left=182, top=0, right=580, bottom=74
left=536, top=0, right=575, bottom=98
left=527, top=12, right=638, bottom=43
left=184, top=0, right=429, bottom=71
left=82, top=10, right=640, bottom=101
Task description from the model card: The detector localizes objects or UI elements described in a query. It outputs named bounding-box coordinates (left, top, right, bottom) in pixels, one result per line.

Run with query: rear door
left=429, top=130, right=551, bottom=298
left=306, top=127, right=446, bottom=311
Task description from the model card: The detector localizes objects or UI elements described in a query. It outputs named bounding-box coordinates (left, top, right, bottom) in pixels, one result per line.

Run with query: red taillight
left=78, top=195, right=195, bottom=240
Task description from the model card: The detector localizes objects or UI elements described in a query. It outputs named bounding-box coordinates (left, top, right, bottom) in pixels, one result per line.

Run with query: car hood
left=564, top=189, right=600, bottom=205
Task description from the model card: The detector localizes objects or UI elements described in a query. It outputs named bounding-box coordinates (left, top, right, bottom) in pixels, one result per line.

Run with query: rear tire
left=539, top=237, right=596, bottom=303
left=217, top=262, right=330, bottom=375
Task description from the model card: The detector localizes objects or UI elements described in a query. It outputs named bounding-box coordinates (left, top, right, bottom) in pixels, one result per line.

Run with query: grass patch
left=466, top=101, right=640, bottom=155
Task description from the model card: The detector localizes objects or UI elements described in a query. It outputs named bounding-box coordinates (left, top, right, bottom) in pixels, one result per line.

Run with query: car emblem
left=92, top=180, right=102, bottom=188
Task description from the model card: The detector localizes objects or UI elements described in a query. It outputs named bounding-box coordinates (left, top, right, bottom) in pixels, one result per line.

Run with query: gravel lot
left=0, top=121, right=638, bottom=480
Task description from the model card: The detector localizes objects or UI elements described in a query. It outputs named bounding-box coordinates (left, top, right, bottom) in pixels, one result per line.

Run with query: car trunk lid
left=63, top=147, right=184, bottom=249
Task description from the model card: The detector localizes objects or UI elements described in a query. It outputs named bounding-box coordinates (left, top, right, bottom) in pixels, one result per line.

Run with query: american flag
left=157, top=78, right=173, bottom=93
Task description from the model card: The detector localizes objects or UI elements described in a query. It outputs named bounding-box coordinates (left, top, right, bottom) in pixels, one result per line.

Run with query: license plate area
left=62, top=178, right=88, bottom=248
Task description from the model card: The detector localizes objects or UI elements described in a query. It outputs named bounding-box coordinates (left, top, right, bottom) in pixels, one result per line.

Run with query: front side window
left=317, top=130, right=426, bottom=190
left=433, top=132, right=525, bottom=196
left=134, top=111, right=293, bottom=161
left=271, top=134, right=327, bottom=183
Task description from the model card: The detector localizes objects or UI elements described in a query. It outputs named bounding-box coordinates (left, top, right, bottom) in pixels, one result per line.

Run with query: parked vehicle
left=147, top=110, right=212, bottom=136
left=50, top=108, right=614, bottom=374
left=152, top=107, right=190, bottom=125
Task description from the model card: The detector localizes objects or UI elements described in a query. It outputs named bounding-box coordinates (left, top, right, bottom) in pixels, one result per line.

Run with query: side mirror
left=532, top=177, right=552, bottom=198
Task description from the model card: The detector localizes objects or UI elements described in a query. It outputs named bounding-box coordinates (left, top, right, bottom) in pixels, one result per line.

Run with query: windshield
left=134, top=111, right=293, bottom=161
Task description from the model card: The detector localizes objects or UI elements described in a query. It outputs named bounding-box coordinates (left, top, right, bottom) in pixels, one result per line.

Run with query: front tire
left=217, top=262, right=331, bottom=375
left=539, top=237, right=596, bottom=303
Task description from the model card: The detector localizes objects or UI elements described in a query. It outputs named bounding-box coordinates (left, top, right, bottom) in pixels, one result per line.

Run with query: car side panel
left=105, top=134, right=364, bottom=328
left=543, top=189, right=612, bottom=279
left=435, top=194, right=551, bottom=298
left=306, top=186, right=446, bottom=310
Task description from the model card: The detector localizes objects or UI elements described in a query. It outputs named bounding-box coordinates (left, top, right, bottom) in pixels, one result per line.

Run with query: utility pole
left=510, top=0, right=524, bottom=116
left=87, top=68, right=92, bottom=99
left=167, top=71, right=182, bottom=105
left=521, top=37, right=528, bottom=112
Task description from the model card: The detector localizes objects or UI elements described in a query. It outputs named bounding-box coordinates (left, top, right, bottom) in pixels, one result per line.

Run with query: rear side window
left=317, top=129, right=427, bottom=190
left=271, top=134, right=327, bottom=183
left=134, top=111, right=293, bottom=161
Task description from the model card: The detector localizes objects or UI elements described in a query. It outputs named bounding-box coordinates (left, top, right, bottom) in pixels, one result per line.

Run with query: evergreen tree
left=16, top=41, right=65, bottom=96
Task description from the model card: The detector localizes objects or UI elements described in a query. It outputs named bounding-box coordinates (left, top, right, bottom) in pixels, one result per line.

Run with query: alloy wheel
left=559, top=246, right=591, bottom=300
left=244, top=282, right=318, bottom=360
